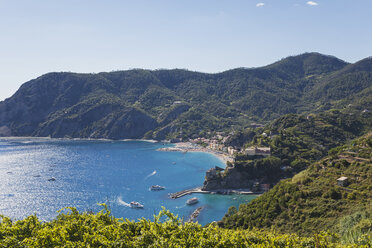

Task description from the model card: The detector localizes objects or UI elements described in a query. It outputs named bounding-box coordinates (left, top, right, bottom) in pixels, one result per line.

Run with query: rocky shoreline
left=187, top=207, right=204, bottom=223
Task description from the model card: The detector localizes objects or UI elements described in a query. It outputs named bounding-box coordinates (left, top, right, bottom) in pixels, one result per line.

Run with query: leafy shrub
left=1, top=206, right=369, bottom=247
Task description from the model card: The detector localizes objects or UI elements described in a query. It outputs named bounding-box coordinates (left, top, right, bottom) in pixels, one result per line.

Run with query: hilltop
left=0, top=53, right=370, bottom=140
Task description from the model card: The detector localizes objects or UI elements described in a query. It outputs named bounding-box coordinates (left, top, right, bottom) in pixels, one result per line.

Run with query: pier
left=169, top=187, right=258, bottom=199
left=169, top=187, right=207, bottom=199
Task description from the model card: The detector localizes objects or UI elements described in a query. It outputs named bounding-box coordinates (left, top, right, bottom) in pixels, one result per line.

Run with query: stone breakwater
left=169, top=187, right=206, bottom=199
left=187, top=207, right=204, bottom=223
left=169, top=187, right=257, bottom=199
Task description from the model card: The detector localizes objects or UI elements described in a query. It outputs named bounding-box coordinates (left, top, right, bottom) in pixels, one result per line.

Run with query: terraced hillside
left=220, top=133, right=372, bottom=239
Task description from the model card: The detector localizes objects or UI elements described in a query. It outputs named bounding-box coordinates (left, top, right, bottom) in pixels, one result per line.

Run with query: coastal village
left=158, top=129, right=273, bottom=197
left=189, top=135, right=270, bottom=158
left=157, top=122, right=368, bottom=224
left=159, top=128, right=271, bottom=160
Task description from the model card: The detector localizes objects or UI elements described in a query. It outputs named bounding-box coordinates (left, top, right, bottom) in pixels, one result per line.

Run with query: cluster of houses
left=189, top=133, right=271, bottom=157
left=189, top=136, right=240, bottom=156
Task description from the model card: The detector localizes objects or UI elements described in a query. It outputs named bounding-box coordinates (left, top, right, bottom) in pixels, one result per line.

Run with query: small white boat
left=186, top=197, right=199, bottom=205
left=130, top=201, right=144, bottom=208
left=150, top=185, right=165, bottom=191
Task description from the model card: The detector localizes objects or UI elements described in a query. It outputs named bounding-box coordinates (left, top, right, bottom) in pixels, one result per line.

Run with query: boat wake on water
left=117, top=197, right=131, bottom=207
left=175, top=205, right=186, bottom=209
left=144, top=170, right=157, bottom=180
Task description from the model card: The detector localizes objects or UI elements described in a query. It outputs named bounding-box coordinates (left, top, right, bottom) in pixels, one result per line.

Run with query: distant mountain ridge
left=0, top=52, right=370, bottom=139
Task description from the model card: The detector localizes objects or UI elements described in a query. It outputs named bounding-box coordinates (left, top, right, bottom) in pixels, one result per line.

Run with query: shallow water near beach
left=0, top=138, right=257, bottom=225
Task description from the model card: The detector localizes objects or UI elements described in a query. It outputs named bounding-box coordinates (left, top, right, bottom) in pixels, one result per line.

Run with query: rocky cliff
left=202, top=166, right=257, bottom=191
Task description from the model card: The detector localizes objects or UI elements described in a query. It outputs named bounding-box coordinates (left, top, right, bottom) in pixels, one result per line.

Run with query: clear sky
left=0, top=0, right=371, bottom=100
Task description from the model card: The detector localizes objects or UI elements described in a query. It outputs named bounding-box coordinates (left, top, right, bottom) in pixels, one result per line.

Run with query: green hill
left=202, top=109, right=371, bottom=189
left=0, top=53, right=370, bottom=140
left=219, top=133, right=372, bottom=239
left=240, top=109, right=371, bottom=171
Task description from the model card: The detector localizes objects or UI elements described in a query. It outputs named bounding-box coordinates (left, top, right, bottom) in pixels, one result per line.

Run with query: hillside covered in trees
left=210, top=108, right=372, bottom=188
left=219, top=133, right=372, bottom=240
left=0, top=53, right=371, bottom=140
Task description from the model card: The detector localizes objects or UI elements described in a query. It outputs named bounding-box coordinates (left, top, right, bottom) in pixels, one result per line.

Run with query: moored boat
left=150, top=185, right=165, bottom=191
left=186, top=197, right=199, bottom=205
left=130, top=201, right=144, bottom=208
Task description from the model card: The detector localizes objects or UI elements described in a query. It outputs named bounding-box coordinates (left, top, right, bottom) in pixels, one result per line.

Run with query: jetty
left=169, top=187, right=257, bottom=199
left=169, top=187, right=207, bottom=199
left=187, top=206, right=204, bottom=223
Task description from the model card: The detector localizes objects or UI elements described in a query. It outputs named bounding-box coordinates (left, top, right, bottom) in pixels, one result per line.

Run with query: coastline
left=0, top=137, right=232, bottom=163
left=0, top=136, right=160, bottom=143
left=157, top=142, right=234, bottom=164
left=1, top=136, right=248, bottom=226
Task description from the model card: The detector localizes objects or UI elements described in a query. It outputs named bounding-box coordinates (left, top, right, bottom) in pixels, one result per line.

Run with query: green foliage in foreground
left=0, top=206, right=370, bottom=247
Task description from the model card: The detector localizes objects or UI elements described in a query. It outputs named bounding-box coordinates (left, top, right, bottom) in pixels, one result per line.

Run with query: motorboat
left=48, top=177, right=56, bottom=181
left=130, top=201, right=144, bottom=208
left=150, top=185, right=165, bottom=191
left=186, top=197, right=199, bottom=205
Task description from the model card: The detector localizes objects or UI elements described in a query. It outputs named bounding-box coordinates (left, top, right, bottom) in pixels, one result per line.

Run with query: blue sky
left=0, top=0, right=371, bottom=100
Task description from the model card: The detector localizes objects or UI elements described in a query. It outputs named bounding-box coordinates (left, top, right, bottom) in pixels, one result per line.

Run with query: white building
left=244, top=147, right=271, bottom=156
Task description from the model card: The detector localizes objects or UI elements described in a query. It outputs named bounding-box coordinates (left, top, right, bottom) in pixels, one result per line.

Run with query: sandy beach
left=157, top=142, right=234, bottom=164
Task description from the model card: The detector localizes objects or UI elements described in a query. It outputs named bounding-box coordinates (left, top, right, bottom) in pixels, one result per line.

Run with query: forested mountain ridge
left=0, top=53, right=370, bottom=140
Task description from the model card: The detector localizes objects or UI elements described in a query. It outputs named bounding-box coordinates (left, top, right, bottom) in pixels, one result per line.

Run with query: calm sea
left=0, top=138, right=256, bottom=225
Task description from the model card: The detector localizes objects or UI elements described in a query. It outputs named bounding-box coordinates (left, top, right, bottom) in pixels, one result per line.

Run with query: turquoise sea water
left=0, top=138, right=257, bottom=225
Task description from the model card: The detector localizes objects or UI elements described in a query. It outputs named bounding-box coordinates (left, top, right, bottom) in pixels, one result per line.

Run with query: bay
left=0, top=138, right=256, bottom=225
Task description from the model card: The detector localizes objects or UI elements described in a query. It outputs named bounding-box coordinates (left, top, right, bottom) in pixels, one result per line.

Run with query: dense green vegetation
left=265, top=110, right=371, bottom=170
left=220, top=133, right=372, bottom=241
left=1, top=206, right=370, bottom=247
left=305, top=57, right=372, bottom=112
left=0, top=53, right=371, bottom=246
left=219, top=109, right=372, bottom=185
left=0, top=53, right=370, bottom=140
